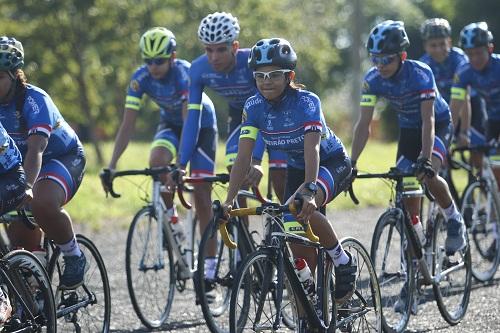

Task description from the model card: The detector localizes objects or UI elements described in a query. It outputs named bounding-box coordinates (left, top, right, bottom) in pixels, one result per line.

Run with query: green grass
left=66, top=140, right=469, bottom=229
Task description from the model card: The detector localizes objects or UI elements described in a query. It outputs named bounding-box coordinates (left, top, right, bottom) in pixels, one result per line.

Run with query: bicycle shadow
left=109, top=318, right=206, bottom=332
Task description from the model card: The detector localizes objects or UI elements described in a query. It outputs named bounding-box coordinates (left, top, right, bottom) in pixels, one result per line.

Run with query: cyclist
left=0, top=36, right=86, bottom=290
left=103, top=27, right=217, bottom=277
left=351, top=21, right=466, bottom=255
left=420, top=18, right=487, bottom=167
left=181, top=12, right=287, bottom=200
left=450, top=22, right=500, bottom=181
left=221, top=38, right=357, bottom=304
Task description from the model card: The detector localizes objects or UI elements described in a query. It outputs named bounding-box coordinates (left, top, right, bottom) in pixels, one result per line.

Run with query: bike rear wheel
left=337, top=237, right=382, bottom=333
left=370, top=209, right=413, bottom=333
left=432, top=212, right=472, bottom=325
left=125, top=206, right=175, bottom=329
left=461, top=181, right=500, bottom=282
left=48, top=234, right=111, bottom=332
left=4, top=250, right=57, bottom=333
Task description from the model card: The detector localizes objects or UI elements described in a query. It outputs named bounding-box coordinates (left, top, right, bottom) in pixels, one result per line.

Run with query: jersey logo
left=130, top=80, right=140, bottom=92
left=242, top=110, right=247, bottom=123
left=453, top=73, right=460, bottom=84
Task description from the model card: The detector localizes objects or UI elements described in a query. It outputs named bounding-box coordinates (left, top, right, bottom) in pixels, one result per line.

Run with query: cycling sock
left=204, top=257, right=217, bottom=280
left=57, top=235, right=82, bottom=257
left=443, top=203, right=460, bottom=221
left=327, top=242, right=349, bottom=267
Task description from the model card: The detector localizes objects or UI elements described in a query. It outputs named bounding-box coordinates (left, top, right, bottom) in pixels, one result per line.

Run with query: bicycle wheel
left=48, top=234, right=111, bottom=332
left=461, top=181, right=500, bottom=281
left=3, top=250, right=57, bottom=333
left=229, top=248, right=298, bottom=333
left=196, top=216, right=237, bottom=333
left=124, top=206, right=175, bottom=329
left=370, top=209, right=413, bottom=333
left=432, top=212, right=472, bottom=325
left=337, top=237, right=382, bottom=333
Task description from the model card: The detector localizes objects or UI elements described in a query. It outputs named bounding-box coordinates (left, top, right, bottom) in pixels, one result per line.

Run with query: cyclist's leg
left=486, top=120, right=500, bottom=188
left=469, top=94, right=487, bottom=170
left=268, top=148, right=287, bottom=203
left=31, top=147, right=86, bottom=289
left=190, top=127, right=217, bottom=259
left=150, top=123, right=177, bottom=211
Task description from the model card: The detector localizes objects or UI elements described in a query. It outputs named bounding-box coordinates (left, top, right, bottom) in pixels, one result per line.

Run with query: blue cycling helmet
left=248, top=38, right=297, bottom=70
left=367, top=20, right=410, bottom=54
left=459, top=22, right=493, bottom=49
left=0, top=36, right=24, bottom=71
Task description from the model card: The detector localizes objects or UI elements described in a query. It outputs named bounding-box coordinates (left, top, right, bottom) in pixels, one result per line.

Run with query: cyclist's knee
left=149, top=147, right=173, bottom=167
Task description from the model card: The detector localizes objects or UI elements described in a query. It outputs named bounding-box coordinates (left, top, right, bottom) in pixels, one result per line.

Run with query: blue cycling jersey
left=419, top=47, right=469, bottom=103
left=361, top=60, right=451, bottom=128
left=125, top=59, right=215, bottom=128
left=240, top=88, right=346, bottom=169
left=0, top=85, right=81, bottom=161
left=179, top=48, right=262, bottom=167
left=0, top=123, right=22, bottom=174
left=451, top=54, right=500, bottom=120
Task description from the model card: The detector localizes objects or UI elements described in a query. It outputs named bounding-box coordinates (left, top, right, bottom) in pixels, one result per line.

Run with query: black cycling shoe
left=334, top=251, right=357, bottom=305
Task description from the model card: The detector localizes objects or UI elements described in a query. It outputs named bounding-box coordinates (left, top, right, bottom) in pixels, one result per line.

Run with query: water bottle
left=294, top=257, right=317, bottom=305
left=411, top=215, right=426, bottom=247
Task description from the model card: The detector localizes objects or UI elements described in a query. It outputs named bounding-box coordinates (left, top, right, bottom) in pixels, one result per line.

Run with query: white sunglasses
left=253, top=69, right=291, bottom=81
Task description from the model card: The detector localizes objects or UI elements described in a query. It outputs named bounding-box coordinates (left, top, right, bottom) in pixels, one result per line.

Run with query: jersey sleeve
left=450, top=65, right=470, bottom=101
left=176, top=63, right=189, bottom=102
left=178, top=64, right=205, bottom=168
left=124, top=70, right=145, bottom=111
left=24, top=94, right=53, bottom=138
left=239, top=99, right=260, bottom=141
left=414, top=65, right=437, bottom=101
left=301, top=94, right=323, bottom=134
left=360, top=71, right=378, bottom=107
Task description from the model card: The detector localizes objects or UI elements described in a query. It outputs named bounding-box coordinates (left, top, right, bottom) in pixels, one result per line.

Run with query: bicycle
left=454, top=143, right=500, bottom=282
left=3, top=210, right=111, bottom=333
left=102, top=166, right=230, bottom=329
left=216, top=198, right=382, bottom=332
left=352, top=168, right=472, bottom=332
left=195, top=184, right=270, bottom=333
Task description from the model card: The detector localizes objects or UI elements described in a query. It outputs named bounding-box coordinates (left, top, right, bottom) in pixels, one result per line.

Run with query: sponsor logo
left=130, top=80, right=140, bottom=92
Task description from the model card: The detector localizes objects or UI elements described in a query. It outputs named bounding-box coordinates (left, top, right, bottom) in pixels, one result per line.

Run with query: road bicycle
left=3, top=210, right=111, bottom=333
left=216, top=198, right=382, bottom=332
left=102, top=166, right=230, bottom=329
left=454, top=144, right=500, bottom=282
left=352, top=168, right=472, bottom=332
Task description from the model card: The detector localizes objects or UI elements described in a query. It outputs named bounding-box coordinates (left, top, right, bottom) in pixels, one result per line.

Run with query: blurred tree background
left=1, top=0, right=499, bottom=164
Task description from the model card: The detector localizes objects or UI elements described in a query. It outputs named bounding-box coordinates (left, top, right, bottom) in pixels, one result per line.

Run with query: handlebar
left=213, top=196, right=320, bottom=250
left=100, top=166, right=230, bottom=209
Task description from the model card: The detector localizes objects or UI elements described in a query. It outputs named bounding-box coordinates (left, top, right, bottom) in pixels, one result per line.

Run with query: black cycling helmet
left=367, top=20, right=410, bottom=55
left=459, top=22, right=494, bottom=49
left=421, top=18, right=452, bottom=40
left=248, top=38, right=297, bottom=70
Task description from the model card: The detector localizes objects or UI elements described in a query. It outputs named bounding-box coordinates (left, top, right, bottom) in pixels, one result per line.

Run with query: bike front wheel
left=461, top=181, right=500, bottom=282
left=125, top=206, right=175, bottom=329
left=370, top=209, right=413, bottom=333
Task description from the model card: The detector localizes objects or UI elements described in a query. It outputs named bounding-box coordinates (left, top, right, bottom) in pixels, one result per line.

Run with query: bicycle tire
left=229, top=248, right=298, bottom=333
left=196, top=215, right=237, bottom=333
left=124, top=206, right=175, bottom=329
left=432, top=212, right=472, bottom=325
left=47, top=234, right=111, bottom=332
left=4, top=249, right=57, bottom=333
left=370, top=208, right=413, bottom=333
left=338, top=237, right=382, bottom=333
left=461, top=181, right=500, bottom=281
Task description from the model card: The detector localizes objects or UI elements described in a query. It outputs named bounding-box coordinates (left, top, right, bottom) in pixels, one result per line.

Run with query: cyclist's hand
left=296, top=192, right=317, bottom=223
left=415, top=157, right=435, bottom=181
left=221, top=202, right=232, bottom=221
left=17, top=187, right=33, bottom=209
left=244, top=164, right=263, bottom=187
left=99, top=168, right=114, bottom=194
left=166, top=168, right=185, bottom=193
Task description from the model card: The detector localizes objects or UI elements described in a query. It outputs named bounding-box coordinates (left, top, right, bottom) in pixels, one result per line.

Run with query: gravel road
left=80, top=207, right=500, bottom=332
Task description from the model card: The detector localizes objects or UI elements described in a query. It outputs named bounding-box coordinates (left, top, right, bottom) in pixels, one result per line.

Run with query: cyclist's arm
left=351, top=105, right=375, bottom=162
left=225, top=138, right=255, bottom=205
left=24, top=134, right=48, bottom=188
left=449, top=94, right=468, bottom=135
left=420, top=99, right=435, bottom=160
left=108, top=108, right=137, bottom=169
left=303, top=131, right=320, bottom=185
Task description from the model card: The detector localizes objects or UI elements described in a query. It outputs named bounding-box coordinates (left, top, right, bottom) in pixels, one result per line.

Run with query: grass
left=65, top=140, right=469, bottom=229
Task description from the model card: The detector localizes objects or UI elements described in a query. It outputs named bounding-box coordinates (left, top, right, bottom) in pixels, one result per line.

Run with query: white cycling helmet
left=198, top=12, right=240, bottom=44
